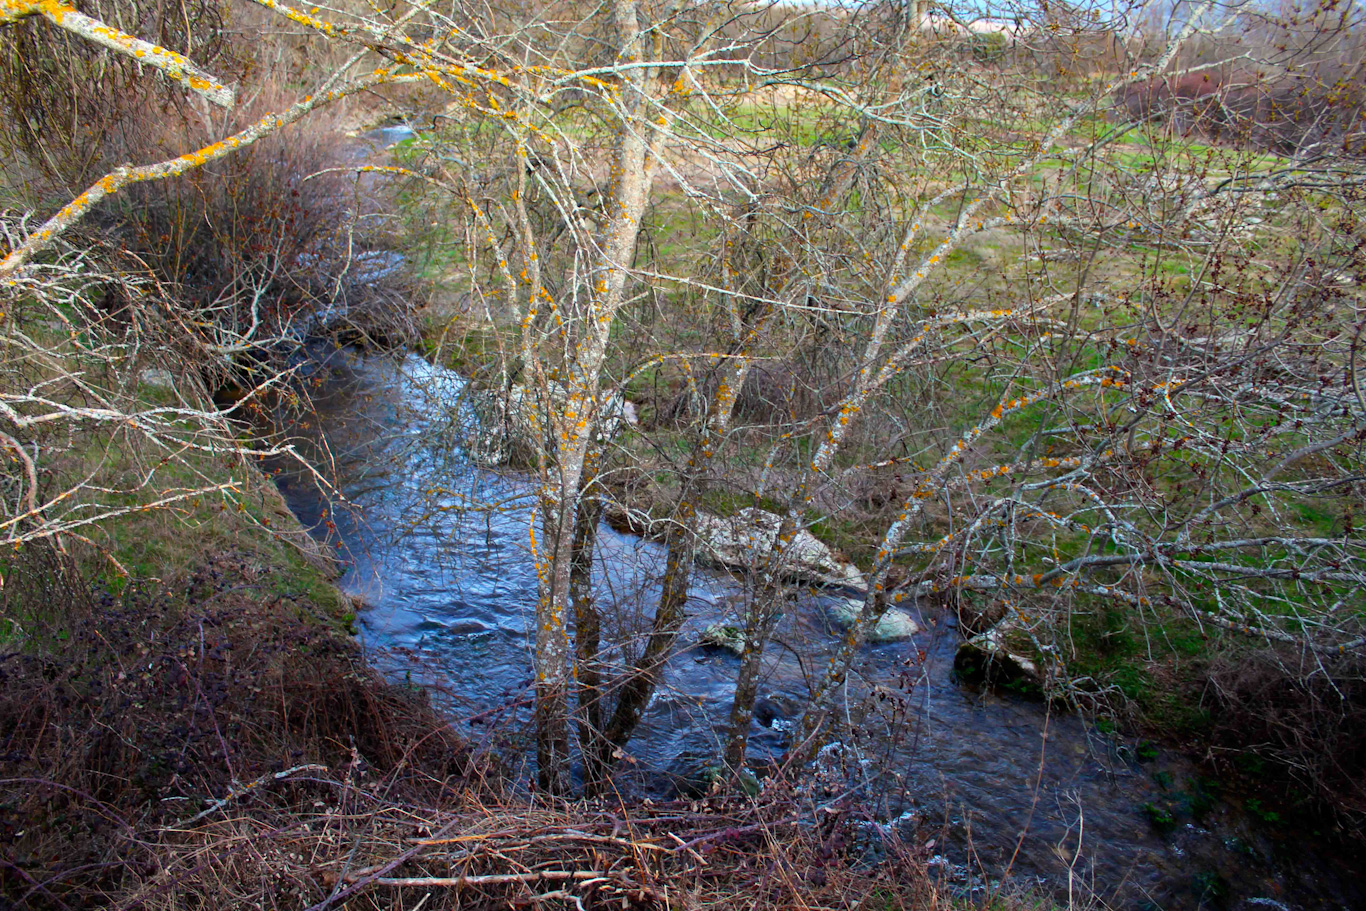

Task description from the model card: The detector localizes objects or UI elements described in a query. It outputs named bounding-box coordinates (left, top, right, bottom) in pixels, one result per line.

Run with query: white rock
left=692, top=507, right=866, bottom=590
left=139, top=368, right=175, bottom=389
left=825, top=597, right=921, bottom=642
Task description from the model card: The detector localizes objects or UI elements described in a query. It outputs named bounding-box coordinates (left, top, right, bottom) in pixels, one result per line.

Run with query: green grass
left=693, top=96, right=857, bottom=148
left=4, top=316, right=350, bottom=626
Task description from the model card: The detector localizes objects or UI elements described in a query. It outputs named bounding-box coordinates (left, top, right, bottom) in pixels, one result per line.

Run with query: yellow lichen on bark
left=1, top=1, right=234, bottom=106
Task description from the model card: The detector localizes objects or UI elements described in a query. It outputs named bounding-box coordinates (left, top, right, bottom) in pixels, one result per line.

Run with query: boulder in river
left=753, top=695, right=799, bottom=729
left=825, top=596, right=921, bottom=642
left=693, top=507, right=866, bottom=590
left=667, top=750, right=760, bottom=798
left=953, top=619, right=1043, bottom=689
left=697, top=621, right=746, bottom=656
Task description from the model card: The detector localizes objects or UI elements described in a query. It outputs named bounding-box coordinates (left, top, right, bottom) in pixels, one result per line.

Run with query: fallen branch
left=371, top=870, right=604, bottom=887
left=171, top=764, right=330, bottom=828
left=0, top=70, right=419, bottom=277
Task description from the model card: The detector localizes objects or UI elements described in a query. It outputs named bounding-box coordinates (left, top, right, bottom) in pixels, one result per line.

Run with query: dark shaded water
left=270, top=340, right=1359, bottom=911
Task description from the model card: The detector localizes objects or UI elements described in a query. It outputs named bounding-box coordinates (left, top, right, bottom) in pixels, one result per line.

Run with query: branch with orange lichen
left=0, top=0, right=234, bottom=107
left=245, top=0, right=617, bottom=95
left=0, top=70, right=421, bottom=279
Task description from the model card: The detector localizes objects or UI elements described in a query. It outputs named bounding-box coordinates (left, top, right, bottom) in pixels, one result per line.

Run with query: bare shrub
left=0, top=1, right=240, bottom=183
left=1206, top=645, right=1366, bottom=823
left=1118, top=66, right=1366, bottom=156
left=0, top=2, right=417, bottom=365
left=0, top=549, right=477, bottom=908
left=114, top=773, right=946, bottom=911
left=1116, top=7, right=1366, bottom=157
left=659, top=359, right=828, bottom=429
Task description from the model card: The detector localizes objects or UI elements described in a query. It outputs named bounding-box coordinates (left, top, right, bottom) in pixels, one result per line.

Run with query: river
left=267, top=341, right=1360, bottom=911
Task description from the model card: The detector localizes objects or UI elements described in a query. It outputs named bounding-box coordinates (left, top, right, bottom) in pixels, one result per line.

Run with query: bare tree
left=784, top=0, right=1366, bottom=757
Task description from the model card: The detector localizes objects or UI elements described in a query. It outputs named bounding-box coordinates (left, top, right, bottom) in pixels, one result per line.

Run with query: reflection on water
left=271, top=345, right=1358, bottom=911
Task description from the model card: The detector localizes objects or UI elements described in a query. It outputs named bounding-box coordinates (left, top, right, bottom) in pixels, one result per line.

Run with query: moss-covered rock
left=698, top=622, right=746, bottom=655
left=954, top=620, right=1044, bottom=689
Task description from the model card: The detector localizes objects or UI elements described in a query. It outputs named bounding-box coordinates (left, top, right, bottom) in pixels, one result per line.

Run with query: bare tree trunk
left=724, top=584, right=784, bottom=770
left=534, top=489, right=575, bottom=795
left=572, top=463, right=610, bottom=791
left=599, top=338, right=759, bottom=778
left=790, top=570, right=900, bottom=764
left=600, top=501, right=697, bottom=759
left=528, top=0, right=664, bottom=794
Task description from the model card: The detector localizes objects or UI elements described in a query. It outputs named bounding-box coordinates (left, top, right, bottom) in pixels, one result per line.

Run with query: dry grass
left=130, top=785, right=947, bottom=911
left=0, top=545, right=955, bottom=911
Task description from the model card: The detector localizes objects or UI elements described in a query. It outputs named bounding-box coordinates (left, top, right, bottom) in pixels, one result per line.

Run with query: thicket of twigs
left=1118, top=10, right=1366, bottom=157
left=0, top=544, right=954, bottom=911
left=0, top=0, right=418, bottom=359
left=130, top=786, right=950, bottom=911
left=0, top=0, right=419, bottom=554
left=1206, top=645, right=1366, bottom=819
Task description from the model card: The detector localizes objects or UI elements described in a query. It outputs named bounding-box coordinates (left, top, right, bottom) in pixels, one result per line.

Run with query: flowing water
left=268, top=344, right=1360, bottom=911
